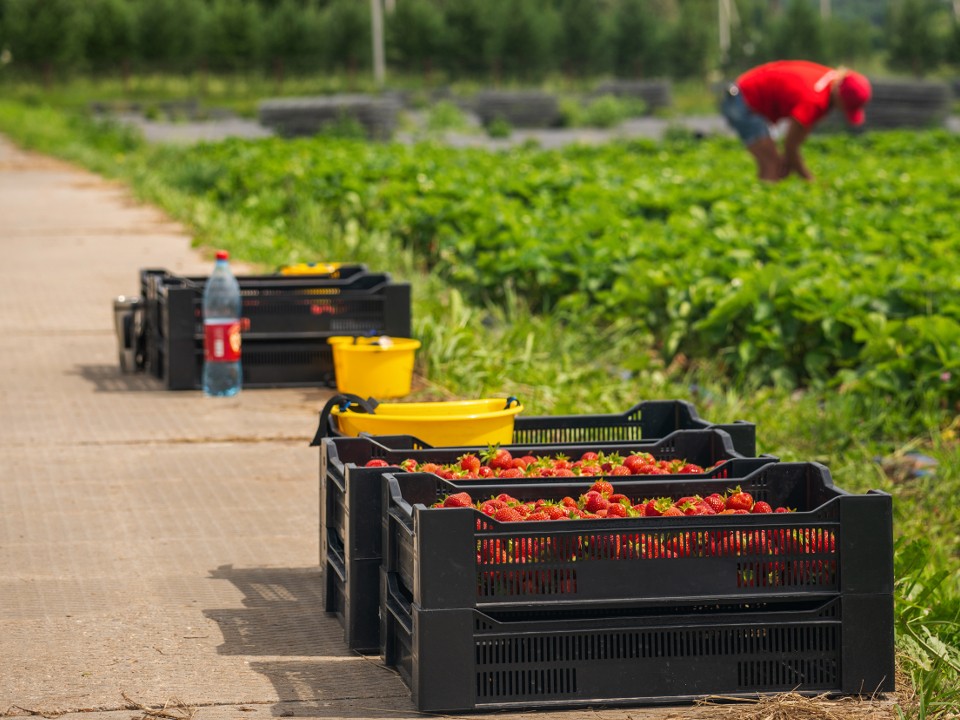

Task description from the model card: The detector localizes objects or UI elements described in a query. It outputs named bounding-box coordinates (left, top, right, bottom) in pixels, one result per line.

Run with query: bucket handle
left=504, top=396, right=519, bottom=409
left=311, top=393, right=380, bottom=446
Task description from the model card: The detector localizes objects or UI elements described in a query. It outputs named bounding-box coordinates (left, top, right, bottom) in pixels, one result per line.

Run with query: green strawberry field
left=128, top=129, right=960, bottom=409
left=2, top=98, right=959, bottom=716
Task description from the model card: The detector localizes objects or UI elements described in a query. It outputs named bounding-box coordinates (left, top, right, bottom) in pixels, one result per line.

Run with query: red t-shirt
left=736, top=60, right=836, bottom=127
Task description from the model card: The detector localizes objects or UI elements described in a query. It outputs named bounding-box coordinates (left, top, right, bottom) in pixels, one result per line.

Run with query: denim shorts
left=721, top=85, right=770, bottom=145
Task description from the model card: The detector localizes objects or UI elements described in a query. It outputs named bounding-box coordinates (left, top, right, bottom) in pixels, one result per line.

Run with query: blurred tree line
left=0, top=0, right=957, bottom=83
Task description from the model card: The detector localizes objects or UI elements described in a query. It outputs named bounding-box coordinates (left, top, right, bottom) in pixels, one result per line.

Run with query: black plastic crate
left=153, top=336, right=339, bottom=390
left=139, top=267, right=411, bottom=390
left=319, top=429, right=772, bottom=651
left=513, top=400, right=756, bottom=457
left=322, top=527, right=382, bottom=653
left=381, top=570, right=895, bottom=713
left=316, top=399, right=756, bottom=457
left=382, top=462, right=893, bottom=611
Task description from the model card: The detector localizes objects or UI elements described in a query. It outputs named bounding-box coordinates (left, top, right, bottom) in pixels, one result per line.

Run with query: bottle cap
left=216, top=250, right=229, bottom=260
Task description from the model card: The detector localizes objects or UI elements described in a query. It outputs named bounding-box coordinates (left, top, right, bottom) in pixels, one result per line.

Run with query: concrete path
left=0, top=133, right=902, bottom=720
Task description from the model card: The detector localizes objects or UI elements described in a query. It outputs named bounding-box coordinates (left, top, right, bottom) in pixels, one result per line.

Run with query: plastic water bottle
left=202, top=250, right=242, bottom=397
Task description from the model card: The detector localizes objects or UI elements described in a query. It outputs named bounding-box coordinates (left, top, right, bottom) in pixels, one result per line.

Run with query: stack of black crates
left=315, top=400, right=895, bottom=712
left=138, top=264, right=411, bottom=390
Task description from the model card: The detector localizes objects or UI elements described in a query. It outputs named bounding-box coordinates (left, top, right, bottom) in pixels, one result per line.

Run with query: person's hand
left=780, top=154, right=813, bottom=181
left=777, top=157, right=791, bottom=180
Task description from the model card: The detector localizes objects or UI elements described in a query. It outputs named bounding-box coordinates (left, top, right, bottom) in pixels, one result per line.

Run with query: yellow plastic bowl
left=331, top=398, right=524, bottom=446
left=329, top=336, right=421, bottom=399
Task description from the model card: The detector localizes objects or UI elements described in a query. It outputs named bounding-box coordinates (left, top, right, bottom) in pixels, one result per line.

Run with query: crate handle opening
left=311, top=393, right=381, bottom=446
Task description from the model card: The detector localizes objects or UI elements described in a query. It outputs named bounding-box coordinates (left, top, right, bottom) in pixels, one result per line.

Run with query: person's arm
left=780, top=118, right=813, bottom=180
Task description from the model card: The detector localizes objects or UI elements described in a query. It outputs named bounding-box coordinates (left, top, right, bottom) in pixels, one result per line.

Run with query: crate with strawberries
left=319, top=429, right=772, bottom=651
left=381, top=462, right=893, bottom=610
left=321, top=427, right=765, bottom=557
left=380, top=461, right=895, bottom=710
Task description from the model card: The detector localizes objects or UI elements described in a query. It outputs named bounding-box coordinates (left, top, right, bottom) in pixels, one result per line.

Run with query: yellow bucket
left=329, top=336, right=421, bottom=399
left=331, top=397, right=524, bottom=446
left=279, top=262, right=343, bottom=276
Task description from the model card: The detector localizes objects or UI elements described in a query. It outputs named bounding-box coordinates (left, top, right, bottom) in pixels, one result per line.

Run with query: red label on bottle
left=204, top=321, right=242, bottom=362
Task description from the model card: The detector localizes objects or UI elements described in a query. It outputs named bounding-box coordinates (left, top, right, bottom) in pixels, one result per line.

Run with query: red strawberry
left=643, top=497, right=672, bottom=517
left=419, top=462, right=442, bottom=475
left=677, top=463, right=704, bottom=474
left=544, top=504, right=570, bottom=520
left=606, top=502, right=629, bottom=518
left=494, top=506, right=524, bottom=523
left=589, top=480, right=614, bottom=496
left=458, top=453, right=481, bottom=474
left=499, top=467, right=525, bottom=479
left=581, top=491, right=609, bottom=514
left=484, top=446, right=513, bottom=470
left=365, top=458, right=390, bottom=467
left=479, top=500, right=501, bottom=516
left=715, top=530, right=744, bottom=555
left=703, top=493, right=727, bottom=514
left=513, top=503, right=532, bottom=518
left=725, top=488, right=754, bottom=512
left=442, top=492, right=473, bottom=508
left=400, top=458, right=418, bottom=472
left=479, top=538, right=508, bottom=563
left=478, top=466, right=495, bottom=478
left=580, top=451, right=599, bottom=462
left=635, top=464, right=668, bottom=475
left=610, top=465, right=632, bottom=476
left=623, top=453, right=654, bottom=473
left=665, top=533, right=694, bottom=557
left=661, top=507, right=684, bottom=517
left=579, top=464, right=602, bottom=476
left=751, top=501, right=773, bottom=514
left=599, top=453, right=623, bottom=474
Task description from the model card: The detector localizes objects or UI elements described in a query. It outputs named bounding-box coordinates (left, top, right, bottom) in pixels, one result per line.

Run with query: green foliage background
left=1, top=0, right=959, bottom=82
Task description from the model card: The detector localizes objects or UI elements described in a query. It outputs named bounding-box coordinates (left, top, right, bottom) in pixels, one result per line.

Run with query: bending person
left=721, top=60, right=872, bottom=182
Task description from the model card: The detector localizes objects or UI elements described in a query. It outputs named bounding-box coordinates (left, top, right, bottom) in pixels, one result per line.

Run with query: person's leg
left=746, top=136, right=782, bottom=181
left=721, top=86, right=777, bottom=180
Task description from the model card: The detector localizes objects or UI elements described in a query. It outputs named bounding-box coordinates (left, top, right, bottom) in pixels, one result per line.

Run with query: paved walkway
left=0, top=134, right=901, bottom=720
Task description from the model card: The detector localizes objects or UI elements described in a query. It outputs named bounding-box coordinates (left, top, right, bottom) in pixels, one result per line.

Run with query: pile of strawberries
left=364, top=448, right=706, bottom=479
left=433, top=479, right=791, bottom=522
